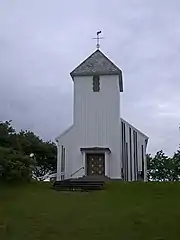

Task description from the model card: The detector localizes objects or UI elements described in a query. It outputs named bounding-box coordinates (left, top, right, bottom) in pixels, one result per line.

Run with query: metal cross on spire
left=92, top=31, right=104, bottom=49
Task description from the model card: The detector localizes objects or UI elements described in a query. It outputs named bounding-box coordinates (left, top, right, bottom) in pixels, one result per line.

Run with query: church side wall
left=56, top=126, right=82, bottom=180
left=121, top=119, right=148, bottom=181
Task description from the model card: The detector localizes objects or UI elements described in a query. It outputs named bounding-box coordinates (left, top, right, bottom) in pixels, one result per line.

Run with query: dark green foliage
left=14, top=130, right=57, bottom=179
left=0, top=120, right=15, bottom=148
left=147, top=150, right=180, bottom=181
left=0, top=146, right=34, bottom=181
left=0, top=120, right=56, bottom=182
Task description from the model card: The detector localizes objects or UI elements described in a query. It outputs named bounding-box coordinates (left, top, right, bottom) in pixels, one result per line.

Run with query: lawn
left=0, top=181, right=180, bottom=240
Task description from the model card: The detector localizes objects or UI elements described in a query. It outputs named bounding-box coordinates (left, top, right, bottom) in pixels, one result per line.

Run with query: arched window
left=93, top=76, right=100, bottom=92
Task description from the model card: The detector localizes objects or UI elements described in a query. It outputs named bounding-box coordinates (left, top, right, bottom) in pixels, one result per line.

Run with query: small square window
left=93, top=76, right=100, bottom=92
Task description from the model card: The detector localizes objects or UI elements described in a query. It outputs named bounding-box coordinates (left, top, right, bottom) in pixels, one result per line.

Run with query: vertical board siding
left=73, top=75, right=121, bottom=179
left=121, top=119, right=148, bottom=181
left=56, top=74, right=148, bottom=181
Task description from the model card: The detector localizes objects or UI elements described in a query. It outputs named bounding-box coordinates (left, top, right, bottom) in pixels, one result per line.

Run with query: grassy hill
left=0, top=182, right=180, bottom=240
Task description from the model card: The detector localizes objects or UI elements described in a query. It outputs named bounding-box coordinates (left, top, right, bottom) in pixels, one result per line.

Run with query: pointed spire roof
left=70, top=49, right=123, bottom=92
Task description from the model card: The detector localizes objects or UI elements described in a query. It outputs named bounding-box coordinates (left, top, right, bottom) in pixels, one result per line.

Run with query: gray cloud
left=0, top=0, right=180, bottom=155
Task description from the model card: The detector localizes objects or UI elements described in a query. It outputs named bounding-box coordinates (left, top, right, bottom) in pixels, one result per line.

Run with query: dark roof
left=70, top=50, right=123, bottom=92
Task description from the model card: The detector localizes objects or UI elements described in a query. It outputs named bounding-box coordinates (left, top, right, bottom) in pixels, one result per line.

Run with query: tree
left=147, top=150, right=180, bottom=181
left=0, top=146, right=35, bottom=181
left=15, top=131, right=57, bottom=179
left=171, top=150, right=180, bottom=180
left=0, top=120, right=57, bottom=181
left=0, top=120, right=15, bottom=148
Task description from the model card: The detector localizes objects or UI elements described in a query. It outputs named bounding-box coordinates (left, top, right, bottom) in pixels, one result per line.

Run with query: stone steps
left=53, top=175, right=107, bottom=191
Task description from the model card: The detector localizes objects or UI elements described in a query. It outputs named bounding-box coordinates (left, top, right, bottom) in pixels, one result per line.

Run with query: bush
left=0, top=147, right=35, bottom=181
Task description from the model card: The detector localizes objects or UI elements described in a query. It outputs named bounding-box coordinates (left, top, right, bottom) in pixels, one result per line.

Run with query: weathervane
left=92, top=31, right=104, bottom=49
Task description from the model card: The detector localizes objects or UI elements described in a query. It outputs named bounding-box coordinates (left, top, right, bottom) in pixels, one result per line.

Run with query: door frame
left=86, top=152, right=105, bottom=176
left=81, top=147, right=111, bottom=177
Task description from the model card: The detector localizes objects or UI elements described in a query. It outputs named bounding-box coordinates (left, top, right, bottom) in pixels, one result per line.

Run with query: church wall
left=73, top=75, right=121, bottom=178
left=56, top=126, right=81, bottom=180
left=121, top=119, right=148, bottom=181
left=56, top=105, right=148, bottom=181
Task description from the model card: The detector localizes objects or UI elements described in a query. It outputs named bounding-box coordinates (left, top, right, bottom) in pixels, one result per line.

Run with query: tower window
left=93, top=76, right=100, bottom=92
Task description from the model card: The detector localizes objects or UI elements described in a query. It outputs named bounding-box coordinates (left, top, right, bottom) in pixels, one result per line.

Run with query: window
left=133, top=130, right=138, bottom=180
left=121, top=121, right=127, bottom=180
left=125, top=142, right=128, bottom=181
left=141, top=145, right=144, bottom=179
left=129, top=127, right=132, bottom=181
left=121, top=122, right=125, bottom=179
left=61, top=145, right=65, bottom=180
left=61, top=145, right=65, bottom=173
left=93, top=76, right=100, bottom=92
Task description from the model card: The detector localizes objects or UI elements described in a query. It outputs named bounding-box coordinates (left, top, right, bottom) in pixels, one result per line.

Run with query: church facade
left=56, top=49, right=148, bottom=181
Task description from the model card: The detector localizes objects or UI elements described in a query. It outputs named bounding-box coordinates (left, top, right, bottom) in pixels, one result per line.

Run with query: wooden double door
left=86, top=153, right=105, bottom=176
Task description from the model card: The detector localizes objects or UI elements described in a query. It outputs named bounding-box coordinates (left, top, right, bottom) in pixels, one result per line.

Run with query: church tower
left=70, top=49, right=123, bottom=178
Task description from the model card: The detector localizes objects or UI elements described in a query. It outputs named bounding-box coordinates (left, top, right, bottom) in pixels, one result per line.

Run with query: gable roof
left=70, top=49, right=123, bottom=92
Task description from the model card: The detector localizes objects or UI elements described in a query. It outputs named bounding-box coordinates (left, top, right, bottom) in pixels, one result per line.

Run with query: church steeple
left=70, top=49, right=123, bottom=92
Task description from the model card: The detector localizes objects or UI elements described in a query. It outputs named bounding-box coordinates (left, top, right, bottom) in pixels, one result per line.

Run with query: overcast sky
left=0, top=0, right=180, bottom=155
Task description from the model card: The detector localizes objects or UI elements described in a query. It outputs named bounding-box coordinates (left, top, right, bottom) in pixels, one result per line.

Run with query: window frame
left=92, top=75, right=100, bottom=92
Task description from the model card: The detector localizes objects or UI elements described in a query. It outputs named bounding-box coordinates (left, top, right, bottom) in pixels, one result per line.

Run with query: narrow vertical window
left=121, top=122, right=124, bottom=180
left=93, top=76, right=100, bottom=92
left=135, top=132, right=138, bottom=176
left=124, top=123, right=127, bottom=180
left=133, top=131, right=135, bottom=179
left=61, top=145, right=64, bottom=172
left=121, top=122, right=126, bottom=180
left=141, top=145, right=144, bottom=179
left=61, top=145, right=65, bottom=180
left=129, top=127, right=132, bottom=181
left=126, top=142, right=128, bottom=181
left=133, top=130, right=138, bottom=180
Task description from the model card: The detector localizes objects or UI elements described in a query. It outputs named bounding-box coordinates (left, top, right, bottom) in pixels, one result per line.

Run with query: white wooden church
left=56, top=44, right=148, bottom=182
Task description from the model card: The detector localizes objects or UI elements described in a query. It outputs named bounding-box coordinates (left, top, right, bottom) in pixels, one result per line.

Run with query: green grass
left=1, top=182, right=180, bottom=240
